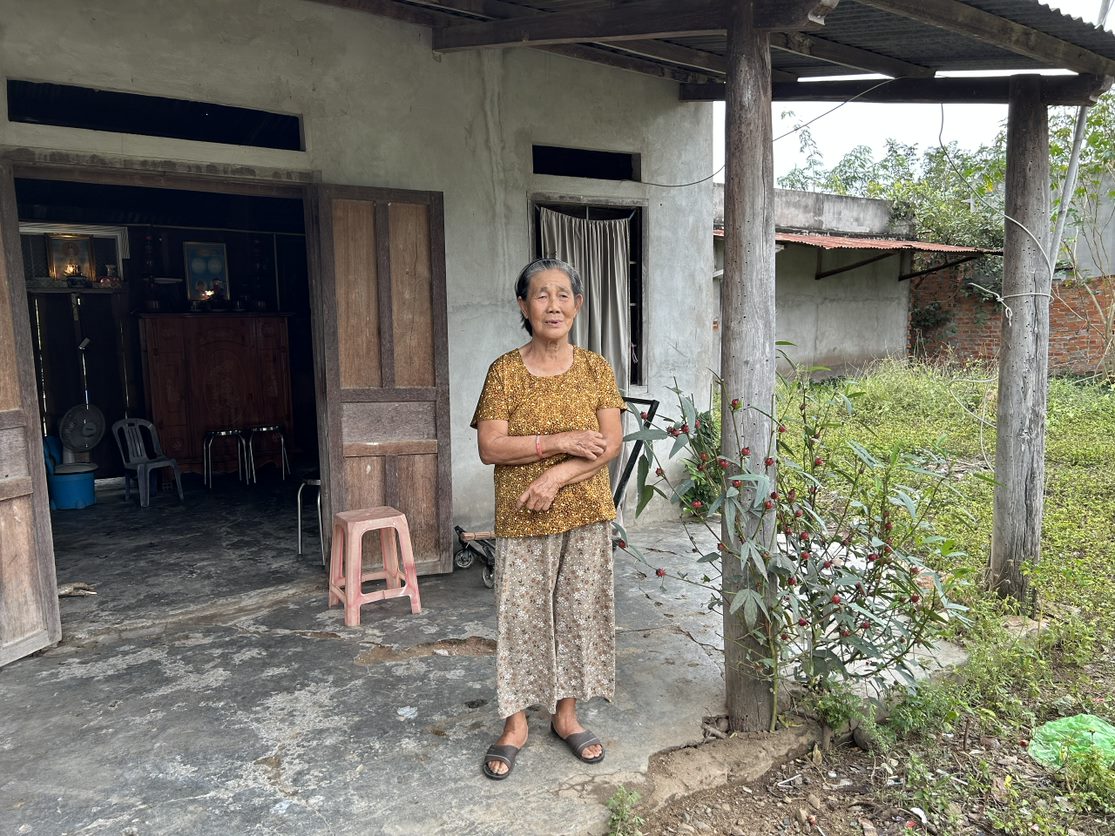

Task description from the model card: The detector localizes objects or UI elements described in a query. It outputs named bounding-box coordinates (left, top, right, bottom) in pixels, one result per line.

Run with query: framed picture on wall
left=184, top=241, right=230, bottom=301
left=47, top=234, right=95, bottom=281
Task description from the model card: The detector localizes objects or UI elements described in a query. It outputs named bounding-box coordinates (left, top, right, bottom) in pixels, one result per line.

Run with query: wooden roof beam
left=432, top=0, right=727, bottom=51
left=770, top=32, right=933, bottom=78
left=680, top=73, right=1113, bottom=105
left=855, top=0, right=1115, bottom=77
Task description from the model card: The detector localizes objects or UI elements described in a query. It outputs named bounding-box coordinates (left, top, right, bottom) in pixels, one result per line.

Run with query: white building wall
left=773, top=245, right=910, bottom=374
left=0, top=0, right=715, bottom=527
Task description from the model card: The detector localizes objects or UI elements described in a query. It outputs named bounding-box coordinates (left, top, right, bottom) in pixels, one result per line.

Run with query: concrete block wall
left=910, top=267, right=1115, bottom=374
left=0, top=0, right=715, bottom=528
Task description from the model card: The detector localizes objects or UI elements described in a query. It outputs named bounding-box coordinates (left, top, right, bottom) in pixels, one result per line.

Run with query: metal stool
left=247, top=424, right=290, bottom=484
left=202, top=428, right=248, bottom=488
left=297, top=478, right=325, bottom=566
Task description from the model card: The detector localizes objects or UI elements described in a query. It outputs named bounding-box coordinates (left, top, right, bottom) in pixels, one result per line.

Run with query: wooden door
left=0, top=162, right=61, bottom=666
left=310, top=186, right=452, bottom=574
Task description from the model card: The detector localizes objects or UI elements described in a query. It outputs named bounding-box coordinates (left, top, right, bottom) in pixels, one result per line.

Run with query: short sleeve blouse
left=471, top=346, right=627, bottom=537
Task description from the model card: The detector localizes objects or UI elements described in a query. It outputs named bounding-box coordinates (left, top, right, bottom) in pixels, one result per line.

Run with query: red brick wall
left=909, top=267, right=1115, bottom=374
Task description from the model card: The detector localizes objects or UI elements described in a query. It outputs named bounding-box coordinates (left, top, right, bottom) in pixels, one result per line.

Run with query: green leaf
left=624, top=428, right=669, bottom=443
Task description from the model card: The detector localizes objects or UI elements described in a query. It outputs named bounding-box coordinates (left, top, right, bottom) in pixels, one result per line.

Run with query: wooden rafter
left=680, top=73, right=1114, bottom=105
left=770, top=32, right=932, bottom=78
left=432, top=0, right=727, bottom=51
left=855, top=0, right=1115, bottom=77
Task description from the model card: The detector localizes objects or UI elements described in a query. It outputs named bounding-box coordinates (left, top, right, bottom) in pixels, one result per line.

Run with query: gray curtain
left=538, top=207, right=631, bottom=393
left=539, top=206, right=633, bottom=510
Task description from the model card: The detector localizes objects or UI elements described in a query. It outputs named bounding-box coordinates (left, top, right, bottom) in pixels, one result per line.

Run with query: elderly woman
left=471, top=257, right=625, bottom=780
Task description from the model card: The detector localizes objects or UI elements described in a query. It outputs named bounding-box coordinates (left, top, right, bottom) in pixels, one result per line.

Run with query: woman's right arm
left=476, top=420, right=606, bottom=465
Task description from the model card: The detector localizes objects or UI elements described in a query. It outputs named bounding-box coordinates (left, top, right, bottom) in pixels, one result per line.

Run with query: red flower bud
left=800, top=531, right=810, bottom=541
left=910, top=594, right=921, bottom=604
left=681, top=423, right=690, bottom=434
left=822, top=560, right=833, bottom=569
left=764, top=457, right=775, bottom=468
left=691, top=500, right=704, bottom=510
left=787, top=576, right=799, bottom=586
left=639, top=411, right=649, bottom=420
left=741, top=446, right=751, bottom=457
left=655, top=567, right=666, bottom=577
left=617, top=539, right=627, bottom=550
left=831, top=594, right=842, bottom=604
left=794, top=509, right=804, bottom=518
left=694, top=419, right=702, bottom=430
left=731, top=479, right=742, bottom=489
left=731, top=398, right=741, bottom=411
left=778, top=424, right=787, bottom=434
left=763, top=499, right=774, bottom=510
left=655, top=467, right=664, bottom=477
left=798, top=617, right=809, bottom=627
left=699, top=452, right=709, bottom=462
left=867, top=553, right=878, bottom=562
left=799, top=550, right=810, bottom=561
left=814, top=457, right=824, bottom=467
left=861, top=621, right=871, bottom=629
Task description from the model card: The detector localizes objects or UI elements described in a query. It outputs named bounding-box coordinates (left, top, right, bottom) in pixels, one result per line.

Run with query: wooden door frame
left=4, top=151, right=454, bottom=576
left=311, top=184, right=452, bottom=570
left=3, top=151, right=331, bottom=568
left=0, top=161, right=61, bottom=664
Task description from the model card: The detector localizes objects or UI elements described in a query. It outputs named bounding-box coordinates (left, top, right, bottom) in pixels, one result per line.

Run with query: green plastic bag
left=1028, top=714, right=1115, bottom=770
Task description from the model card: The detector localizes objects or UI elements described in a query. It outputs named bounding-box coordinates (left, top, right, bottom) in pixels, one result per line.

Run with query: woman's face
left=518, top=268, right=583, bottom=341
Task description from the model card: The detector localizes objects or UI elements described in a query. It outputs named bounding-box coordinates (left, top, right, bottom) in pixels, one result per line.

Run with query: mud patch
left=353, top=636, right=496, bottom=665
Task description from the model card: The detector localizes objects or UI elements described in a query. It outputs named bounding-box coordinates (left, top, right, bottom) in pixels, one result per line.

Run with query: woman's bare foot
left=550, top=697, right=603, bottom=761
left=486, top=711, right=529, bottom=777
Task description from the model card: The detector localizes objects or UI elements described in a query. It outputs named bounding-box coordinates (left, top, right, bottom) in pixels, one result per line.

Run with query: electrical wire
left=639, top=77, right=897, bottom=188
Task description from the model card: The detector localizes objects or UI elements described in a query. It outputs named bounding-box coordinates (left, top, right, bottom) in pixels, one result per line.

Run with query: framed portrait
left=184, top=242, right=230, bottom=301
left=47, top=234, right=95, bottom=281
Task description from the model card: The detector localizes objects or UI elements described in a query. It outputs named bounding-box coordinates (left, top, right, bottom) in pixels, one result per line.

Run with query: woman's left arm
left=516, top=408, right=623, bottom=512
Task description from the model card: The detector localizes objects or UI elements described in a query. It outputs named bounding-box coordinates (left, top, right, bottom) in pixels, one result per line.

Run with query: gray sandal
left=550, top=723, right=605, bottom=764
left=482, top=743, right=520, bottom=780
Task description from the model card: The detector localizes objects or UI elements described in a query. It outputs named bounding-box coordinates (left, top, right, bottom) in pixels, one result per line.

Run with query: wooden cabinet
left=138, top=314, right=293, bottom=475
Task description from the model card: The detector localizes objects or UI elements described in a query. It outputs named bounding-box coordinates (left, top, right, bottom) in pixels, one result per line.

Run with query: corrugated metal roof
left=713, top=227, right=992, bottom=253
left=676, top=0, right=1115, bottom=77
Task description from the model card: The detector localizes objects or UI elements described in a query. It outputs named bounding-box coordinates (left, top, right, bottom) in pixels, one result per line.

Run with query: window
left=7, top=80, right=303, bottom=151
left=532, top=145, right=640, bottom=182
left=533, top=202, right=644, bottom=387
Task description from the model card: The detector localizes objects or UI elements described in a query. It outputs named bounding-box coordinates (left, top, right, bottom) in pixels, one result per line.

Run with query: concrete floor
left=0, top=477, right=729, bottom=835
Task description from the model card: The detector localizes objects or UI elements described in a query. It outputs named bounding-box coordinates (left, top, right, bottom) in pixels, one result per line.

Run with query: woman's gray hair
left=514, top=258, right=583, bottom=335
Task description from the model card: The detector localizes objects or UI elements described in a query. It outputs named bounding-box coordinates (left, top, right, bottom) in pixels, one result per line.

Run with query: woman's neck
left=520, top=338, right=574, bottom=376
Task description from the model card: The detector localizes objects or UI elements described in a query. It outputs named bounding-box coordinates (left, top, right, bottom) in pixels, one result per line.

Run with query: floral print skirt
left=493, top=521, right=615, bottom=718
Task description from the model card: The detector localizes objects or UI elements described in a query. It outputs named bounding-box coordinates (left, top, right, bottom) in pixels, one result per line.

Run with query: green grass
left=779, top=360, right=1115, bottom=627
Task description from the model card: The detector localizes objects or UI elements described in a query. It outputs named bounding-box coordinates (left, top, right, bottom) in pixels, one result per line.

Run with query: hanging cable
left=638, top=77, right=897, bottom=188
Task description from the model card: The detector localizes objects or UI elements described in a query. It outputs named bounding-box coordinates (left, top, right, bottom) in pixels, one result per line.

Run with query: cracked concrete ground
left=0, top=479, right=734, bottom=835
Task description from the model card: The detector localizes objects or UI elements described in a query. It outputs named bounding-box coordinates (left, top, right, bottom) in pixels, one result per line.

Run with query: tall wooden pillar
left=989, top=76, right=1050, bottom=605
left=721, top=0, right=776, bottom=732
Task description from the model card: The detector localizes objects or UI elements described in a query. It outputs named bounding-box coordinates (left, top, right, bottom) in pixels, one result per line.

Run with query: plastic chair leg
left=171, top=462, right=184, bottom=501
left=138, top=465, right=150, bottom=508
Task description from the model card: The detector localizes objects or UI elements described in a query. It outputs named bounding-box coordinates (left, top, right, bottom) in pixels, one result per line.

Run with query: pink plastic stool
left=328, top=506, right=422, bottom=626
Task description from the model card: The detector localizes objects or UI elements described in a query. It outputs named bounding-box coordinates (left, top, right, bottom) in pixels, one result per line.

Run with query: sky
left=711, top=0, right=1113, bottom=181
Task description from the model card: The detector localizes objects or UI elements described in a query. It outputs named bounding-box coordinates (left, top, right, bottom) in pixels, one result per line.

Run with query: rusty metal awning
left=714, top=227, right=996, bottom=280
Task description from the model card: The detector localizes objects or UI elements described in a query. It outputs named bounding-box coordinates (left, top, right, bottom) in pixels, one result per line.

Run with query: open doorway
left=16, top=177, right=322, bottom=638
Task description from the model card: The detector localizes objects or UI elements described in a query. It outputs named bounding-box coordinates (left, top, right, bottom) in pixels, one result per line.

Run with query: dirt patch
left=353, top=636, right=496, bottom=665
left=643, top=744, right=919, bottom=836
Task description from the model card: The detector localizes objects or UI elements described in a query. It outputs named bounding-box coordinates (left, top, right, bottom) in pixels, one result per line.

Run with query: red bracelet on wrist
left=535, top=434, right=543, bottom=460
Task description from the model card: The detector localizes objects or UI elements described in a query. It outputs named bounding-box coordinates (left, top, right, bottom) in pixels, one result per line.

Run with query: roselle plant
left=618, top=370, right=971, bottom=729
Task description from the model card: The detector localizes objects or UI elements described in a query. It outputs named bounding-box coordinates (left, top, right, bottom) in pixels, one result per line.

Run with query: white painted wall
left=0, top=0, right=715, bottom=528
left=772, top=245, right=910, bottom=373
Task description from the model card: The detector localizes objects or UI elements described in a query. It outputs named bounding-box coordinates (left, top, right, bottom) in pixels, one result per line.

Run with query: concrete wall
left=773, top=245, right=909, bottom=373
left=0, top=0, right=715, bottom=527
left=713, top=185, right=912, bottom=237
left=712, top=187, right=911, bottom=373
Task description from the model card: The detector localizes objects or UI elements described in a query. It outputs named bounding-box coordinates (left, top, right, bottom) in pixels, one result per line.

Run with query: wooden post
left=721, top=0, right=776, bottom=732
left=989, top=75, right=1050, bottom=606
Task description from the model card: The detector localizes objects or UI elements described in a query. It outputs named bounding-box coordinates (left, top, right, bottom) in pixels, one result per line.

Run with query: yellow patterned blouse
left=471, top=346, right=626, bottom=538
